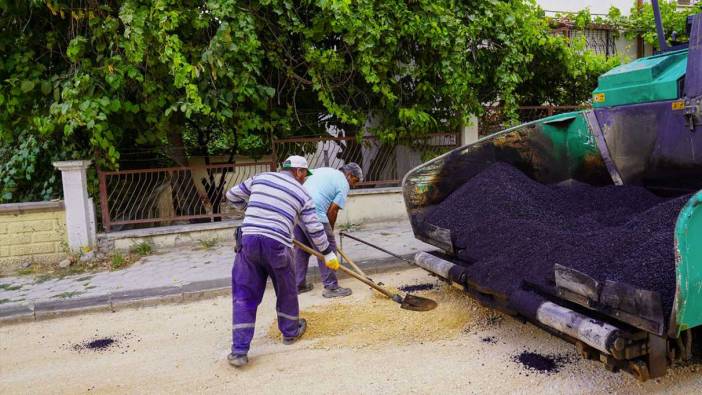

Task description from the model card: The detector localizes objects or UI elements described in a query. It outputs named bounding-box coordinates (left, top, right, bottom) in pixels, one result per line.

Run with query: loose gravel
left=267, top=285, right=493, bottom=349
left=3, top=269, right=702, bottom=393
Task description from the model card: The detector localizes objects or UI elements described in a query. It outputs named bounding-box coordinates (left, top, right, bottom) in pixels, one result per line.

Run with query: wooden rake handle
left=292, top=239, right=397, bottom=300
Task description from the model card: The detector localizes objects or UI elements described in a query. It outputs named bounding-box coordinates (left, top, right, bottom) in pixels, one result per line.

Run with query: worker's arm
left=300, top=199, right=340, bottom=270
left=327, top=203, right=341, bottom=229
left=225, top=176, right=255, bottom=211
left=328, top=178, right=350, bottom=229
left=300, top=199, right=332, bottom=254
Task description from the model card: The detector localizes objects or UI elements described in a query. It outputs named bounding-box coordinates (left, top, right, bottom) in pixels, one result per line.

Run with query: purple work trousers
left=231, top=235, right=299, bottom=355
left=293, top=223, right=338, bottom=289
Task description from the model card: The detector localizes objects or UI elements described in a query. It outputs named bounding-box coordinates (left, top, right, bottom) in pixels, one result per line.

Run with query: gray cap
left=340, top=162, right=364, bottom=182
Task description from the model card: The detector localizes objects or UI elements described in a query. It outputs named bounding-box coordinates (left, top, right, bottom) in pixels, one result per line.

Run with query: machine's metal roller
left=414, top=251, right=454, bottom=279
left=415, top=252, right=625, bottom=356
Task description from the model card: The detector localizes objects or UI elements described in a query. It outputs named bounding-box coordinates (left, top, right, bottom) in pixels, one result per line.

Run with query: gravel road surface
left=1, top=268, right=701, bottom=394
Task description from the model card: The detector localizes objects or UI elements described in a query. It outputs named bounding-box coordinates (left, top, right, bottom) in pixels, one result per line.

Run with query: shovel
left=335, top=248, right=384, bottom=285
left=293, top=240, right=437, bottom=312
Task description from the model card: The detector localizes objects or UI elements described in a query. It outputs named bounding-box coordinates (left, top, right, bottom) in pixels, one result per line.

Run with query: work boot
left=297, top=283, right=314, bottom=294
left=282, top=318, right=307, bottom=345
left=227, top=353, right=248, bottom=368
left=323, top=286, right=352, bottom=298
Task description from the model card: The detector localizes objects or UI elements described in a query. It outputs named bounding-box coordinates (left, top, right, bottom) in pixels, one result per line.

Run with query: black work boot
left=323, top=286, right=352, bottom=298
left=282, top=318, right=307, bottom=345
left=297, top=283, right=314, bottom=294
left=227, top=353, right=248, bottom=368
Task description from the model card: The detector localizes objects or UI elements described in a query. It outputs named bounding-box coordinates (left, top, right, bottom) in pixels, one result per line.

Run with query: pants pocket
left=268, top=243, right=292, bottom=270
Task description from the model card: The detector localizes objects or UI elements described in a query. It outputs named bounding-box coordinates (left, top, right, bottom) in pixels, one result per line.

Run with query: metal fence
left=272, top=133, right=460, bottom=188
left=575, top=28, right=618, bottom=57
left=479, top=105, right=589, bottom=136
left=97, top=134, right=459, bottom=231
left=551, top=22, right=618, bottom=58
left=97, top=108, right=589, bottom=232
left=98, top=161, right=273, bottom=232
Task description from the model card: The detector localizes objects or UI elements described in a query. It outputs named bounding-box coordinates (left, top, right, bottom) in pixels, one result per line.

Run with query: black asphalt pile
left=398, top=283, right=435, bottom=292
left=513, top=351, right=570, bottom=373
left=425, top=162, right=690, bottom=318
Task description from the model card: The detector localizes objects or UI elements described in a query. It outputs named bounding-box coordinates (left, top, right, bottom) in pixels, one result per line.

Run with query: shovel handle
left=293, top=240, right=397, bottom=300
left=336, top=248, right=369, bottom=279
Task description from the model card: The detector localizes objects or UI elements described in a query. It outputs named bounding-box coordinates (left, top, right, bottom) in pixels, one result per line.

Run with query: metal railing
left=479, top=105, right=589, bottom=136
left=97, top=134, right=459, bottom=232
left=272, top=133, right=460, bottom=188
left=96, top=107, right=591, bottom=232
left=551, top=21, right=618, bottom=58
left=98, top=161, right=273, bottom=232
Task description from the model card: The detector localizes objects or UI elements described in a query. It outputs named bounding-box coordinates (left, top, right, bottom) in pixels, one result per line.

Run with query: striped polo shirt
left=226, top=171, right=331, bottom=253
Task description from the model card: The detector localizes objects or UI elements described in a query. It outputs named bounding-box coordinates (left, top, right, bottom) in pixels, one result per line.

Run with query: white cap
left=282, top=155, right=313, bottom=175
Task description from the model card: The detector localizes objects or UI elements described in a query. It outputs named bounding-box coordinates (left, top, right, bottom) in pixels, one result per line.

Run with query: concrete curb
left=0, top=253, right=419, bottom=326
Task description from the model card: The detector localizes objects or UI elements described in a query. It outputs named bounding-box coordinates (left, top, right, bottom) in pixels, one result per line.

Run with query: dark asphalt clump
left=86, top=338, right=115, bottom=350
left=425, top=163, right=689, bottom=319
left=398, top=283, right=435, bottom=292
left=69, top=331, right=139, bottom=354
left=73, top=337, right=116, bottom=352
left=514, top=351, right=570, bottom=373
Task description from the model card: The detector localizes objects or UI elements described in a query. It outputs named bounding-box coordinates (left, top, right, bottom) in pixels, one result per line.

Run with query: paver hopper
left=402, top=8, right=702, bottom=381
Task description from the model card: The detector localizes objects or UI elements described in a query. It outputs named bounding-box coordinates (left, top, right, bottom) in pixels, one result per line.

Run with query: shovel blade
left=400, top=294, right=438, bottom=312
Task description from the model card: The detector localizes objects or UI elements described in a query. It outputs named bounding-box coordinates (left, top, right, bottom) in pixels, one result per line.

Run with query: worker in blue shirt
left=293, top=163, right=363, bottom=298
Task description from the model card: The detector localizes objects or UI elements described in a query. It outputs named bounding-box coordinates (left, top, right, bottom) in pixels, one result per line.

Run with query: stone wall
left=0, top=201, right=67, bottom=273
left=337, top=187, right=407, bottom=226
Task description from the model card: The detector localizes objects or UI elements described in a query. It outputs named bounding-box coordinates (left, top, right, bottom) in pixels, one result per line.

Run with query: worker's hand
left=324, top=252, right=340, bottom=271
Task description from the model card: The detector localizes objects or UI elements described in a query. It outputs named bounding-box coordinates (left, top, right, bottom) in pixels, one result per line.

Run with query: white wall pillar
left=53, top=160, right=96, bottom=251
left=461, top=115, right=480, bottom=146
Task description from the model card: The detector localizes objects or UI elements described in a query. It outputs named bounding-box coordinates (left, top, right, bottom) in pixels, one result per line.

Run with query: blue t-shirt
left=303, top=167, right=350, bottom=223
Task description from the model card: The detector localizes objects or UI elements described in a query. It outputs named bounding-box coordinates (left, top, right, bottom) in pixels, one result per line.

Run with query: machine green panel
left=674, top=192, right=702, bottom=335
left=540, top=112, right=599, bottom=174
left=593, top=49, right=687, bottom=108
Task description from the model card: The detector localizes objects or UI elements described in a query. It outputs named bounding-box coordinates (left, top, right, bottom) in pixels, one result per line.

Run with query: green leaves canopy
left=1, top=0, right=613, bottom=202
left=622, top=0, right=702, bottom=49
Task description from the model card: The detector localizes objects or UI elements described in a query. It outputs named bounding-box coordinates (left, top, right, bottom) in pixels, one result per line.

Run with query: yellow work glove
left=324, top=252, right=340, bottom=271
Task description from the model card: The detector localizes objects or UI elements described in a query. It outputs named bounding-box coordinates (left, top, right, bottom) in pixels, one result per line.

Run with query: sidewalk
left=0, top=220, right=433, bottom=323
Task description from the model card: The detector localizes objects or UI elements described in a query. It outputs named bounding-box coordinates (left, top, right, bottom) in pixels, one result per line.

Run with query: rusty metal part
left=97, top=161, right=272, bottom=232
left=629, top=360, right=651, bottom=382
left=554, top=264, right=666, bottom=336
left=585, top=110, right=623, bottom=185
left=400, top=294, right=438, bottom=312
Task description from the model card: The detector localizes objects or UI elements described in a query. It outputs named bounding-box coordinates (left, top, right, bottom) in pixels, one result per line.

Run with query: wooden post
left=637, top=0, right=645, bottom=58
left=270, top=137, right=278, bottom=171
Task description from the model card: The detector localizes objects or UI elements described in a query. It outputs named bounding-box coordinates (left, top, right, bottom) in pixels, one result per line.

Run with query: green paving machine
left=403, top=2, right=702, bottom=381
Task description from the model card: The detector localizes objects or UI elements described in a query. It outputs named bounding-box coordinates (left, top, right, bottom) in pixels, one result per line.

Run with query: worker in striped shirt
left=225, top=155, right=339, bottom=368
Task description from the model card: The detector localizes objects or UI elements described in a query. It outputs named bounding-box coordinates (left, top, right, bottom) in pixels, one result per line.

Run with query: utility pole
left=636, top=0, right=644, bottom=58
